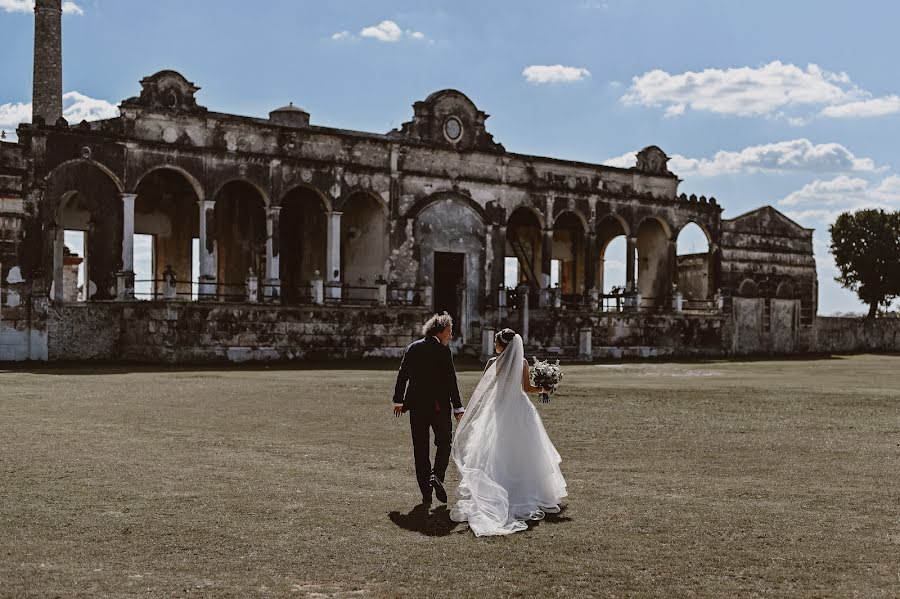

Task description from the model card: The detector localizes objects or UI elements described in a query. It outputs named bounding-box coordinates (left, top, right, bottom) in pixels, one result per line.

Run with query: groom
left=393, top=313, right=465, bottom=504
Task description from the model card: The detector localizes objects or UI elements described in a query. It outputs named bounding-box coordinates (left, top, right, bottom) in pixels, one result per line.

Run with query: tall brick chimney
left=33, top=0, right=63, bottom=125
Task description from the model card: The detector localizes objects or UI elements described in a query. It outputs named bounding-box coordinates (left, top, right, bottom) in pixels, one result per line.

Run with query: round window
left=444, top=117, right=463, bottom=142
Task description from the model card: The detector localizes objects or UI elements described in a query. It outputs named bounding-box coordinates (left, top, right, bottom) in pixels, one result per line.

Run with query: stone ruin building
left=1, top=0, right=845, bottom=363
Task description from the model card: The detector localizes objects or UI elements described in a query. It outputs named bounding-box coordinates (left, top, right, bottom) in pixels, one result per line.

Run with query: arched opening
left=505, top=206, right=542, bottom=300
left=551, top=212, right=586, bottom=300
left=595, top=215, right=628, bottom=298
left=776, top=281, right=795, bottom=299
left=48, top=161, right=123, bottom=302
left=414, top=197, right=486, bottom=343
left=341, top=192, right=388, bottom=302
left=636, top=218, right=671, bottom=307
left=134, top=169, right=200, bottom=300
left=214, top=181, right=267, bottom=301
left=676, top=222, right=712, bottom=303
left=280, top=186, right=327, bottom=304
left=739, top=279, right=759, bottom=297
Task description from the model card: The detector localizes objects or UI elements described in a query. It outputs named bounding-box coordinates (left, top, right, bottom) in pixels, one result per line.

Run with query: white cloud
left=523, top=65, right=591, bottom=85
left=619, top=61, right=900, bottom=119
left=360, top=20, right=403, bottom=42
left=0, top=0, right=83, bottom=15
left=346, top=20, right=427, bottom=43
left=604, top=139, right=879, bottom=178
left=61, top=91, right=119, bottom=122
left=779, top=174, right=900, bottom=225
left=819, top=95, right=900, bottom=118
left=0, top=91, right=118, bottom=142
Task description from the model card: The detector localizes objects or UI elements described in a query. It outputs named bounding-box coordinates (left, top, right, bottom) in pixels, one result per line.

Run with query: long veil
left=450, top=334, right=566, bottom=536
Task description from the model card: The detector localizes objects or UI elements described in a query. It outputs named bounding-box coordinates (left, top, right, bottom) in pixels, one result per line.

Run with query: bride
left=450, top=328, right=567, bottom=536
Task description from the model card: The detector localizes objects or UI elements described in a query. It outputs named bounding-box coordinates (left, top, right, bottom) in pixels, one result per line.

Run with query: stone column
left=540, top=228, right=553, bottom=307
left=326, top=211, right=342, bottom=300
left=117, top=193, right=137, bottom=300
left=52, top=225, right=64, bottom=302
left=517, top=282, right=530, bottom=344
left=264, top=206, right=281, bottom=301
left=625, top=236, right=637, bottom=291
left=668, top=238, right=678, bottom=294
left=585, top=231, right=597, bottom=293
left=578, top=327, right=593, bottom=361
left=481, top=327, right=496, bottom=363
left=490, top=224, right=506, bottom=295
left=198, top=199, right=217, bottom=299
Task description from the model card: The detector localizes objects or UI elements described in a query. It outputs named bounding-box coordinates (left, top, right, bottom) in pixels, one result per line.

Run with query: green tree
left=829, top=209, right=900, bottom=318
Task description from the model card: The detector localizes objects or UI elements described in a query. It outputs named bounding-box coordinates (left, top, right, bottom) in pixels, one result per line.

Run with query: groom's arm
left=392, top=344, right=413, bottom=415
left=445, top=346, right=464, bottom=415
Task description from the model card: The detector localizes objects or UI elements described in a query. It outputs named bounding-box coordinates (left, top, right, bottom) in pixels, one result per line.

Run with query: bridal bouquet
left=531, top=357, right=563, bottom=403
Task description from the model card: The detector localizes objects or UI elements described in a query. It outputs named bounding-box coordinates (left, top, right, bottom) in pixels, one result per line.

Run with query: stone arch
left=405, top=190, right=489, bottom=224
left=776, top=281, right=794, bottom=299
left=676, top=221, right=713, bottom=301
left=214, top=180, right=268, bottom=299
left=280, top=185, right=329, bottom=303
left=635, top=217, right=671, bottom=306
left=280, top=183, right=332, bottom=213
left=413, top=194, right=487, bottom=343
left=45, top=159, right=125, bottom=302
left=739, top=278, right=759, bottom=298
left=213, top=178, right=271, bottom=208
left=506, top=205, right=543, bottom=289
left=595, top=214, right=629, bottom=294
left=133, top=164, right=204, bottom=201
left=335, top=187, right=388, bottom=218
left=553, top=209, right=589, bottom=233
left=44, top=158, right=125, bottom=221
left=507, top=202, right=546, bottom=230
left=341, top=191, right=389, bottom=293
left=133, top=167, right=202, bottom=299
left=552, top=211, right=587, bottom=295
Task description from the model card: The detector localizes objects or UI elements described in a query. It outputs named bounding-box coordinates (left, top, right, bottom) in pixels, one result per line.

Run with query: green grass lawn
left=1, top=355, right=899, bottom=598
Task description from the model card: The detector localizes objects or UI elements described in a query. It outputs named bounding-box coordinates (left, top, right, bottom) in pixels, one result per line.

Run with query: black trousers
left=409, top=407, right=452, bottom=499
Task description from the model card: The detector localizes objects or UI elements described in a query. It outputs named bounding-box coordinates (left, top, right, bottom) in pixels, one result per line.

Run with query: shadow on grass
left=388, top=504, right=572, bottom=537
left=388, top=503, right=462, bottom=537
left=525, top=505, right=573, bottom=531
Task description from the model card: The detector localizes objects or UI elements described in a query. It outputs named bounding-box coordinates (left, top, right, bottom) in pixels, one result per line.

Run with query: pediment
left=122, top=70, right=207, bottom=114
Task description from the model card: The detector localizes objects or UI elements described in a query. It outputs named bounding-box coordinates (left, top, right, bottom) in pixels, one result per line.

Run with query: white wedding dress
left=450, top=334, right=567, bottom=536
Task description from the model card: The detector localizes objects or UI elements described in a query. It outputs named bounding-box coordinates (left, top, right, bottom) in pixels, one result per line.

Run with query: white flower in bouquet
left=530, top=356, right=563, bottom=403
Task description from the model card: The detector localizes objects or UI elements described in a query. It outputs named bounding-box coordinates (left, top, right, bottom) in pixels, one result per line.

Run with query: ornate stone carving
left=122, top=70, right=207, bottom=114
left=389, top=89, right=505, bottom=153
left=635, top=145, right=672, bottom=176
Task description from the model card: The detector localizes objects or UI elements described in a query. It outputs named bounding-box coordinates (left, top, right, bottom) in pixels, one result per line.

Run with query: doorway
left=433, top=252, right=465, bottom=336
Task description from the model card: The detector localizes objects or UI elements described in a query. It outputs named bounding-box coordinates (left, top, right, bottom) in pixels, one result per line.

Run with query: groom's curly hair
left=423, top=313, right=453, bottom=337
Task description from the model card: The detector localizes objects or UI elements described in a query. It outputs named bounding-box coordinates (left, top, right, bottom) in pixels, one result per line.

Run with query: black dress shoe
left=430, top=476, right=448, bottom=503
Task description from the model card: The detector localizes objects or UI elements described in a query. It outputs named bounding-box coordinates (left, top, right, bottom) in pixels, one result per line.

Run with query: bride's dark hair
left=494, top=328, right=516, bottom=349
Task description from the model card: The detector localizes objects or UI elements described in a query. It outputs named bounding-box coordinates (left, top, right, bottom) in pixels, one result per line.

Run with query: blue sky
left=3, top=0, right=900, bottom=313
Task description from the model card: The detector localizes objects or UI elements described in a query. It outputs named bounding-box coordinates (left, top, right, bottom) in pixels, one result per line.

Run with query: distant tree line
left=829, top=209, right=900, bottom=318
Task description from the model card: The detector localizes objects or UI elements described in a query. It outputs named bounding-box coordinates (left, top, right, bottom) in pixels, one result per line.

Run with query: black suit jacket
left=392, top=336, right=463, bottom=413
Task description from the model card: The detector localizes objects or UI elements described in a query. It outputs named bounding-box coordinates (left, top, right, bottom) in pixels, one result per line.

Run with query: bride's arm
left=484, top=357, right=497, bottom=373
left=522, top=359, right=545, bottom=394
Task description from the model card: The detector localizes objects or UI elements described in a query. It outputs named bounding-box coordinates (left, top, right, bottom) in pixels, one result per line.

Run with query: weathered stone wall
left=47, top=303, right=120, bottom=360
left=118, top=303, right=431, bottom=363
left=519, top=308, right=730, bottom=358
left=811, top=317, right=900, bottom=353
left=730, top=297, right=803, bottom=355
left=720, top=207, right=817, bottom=325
